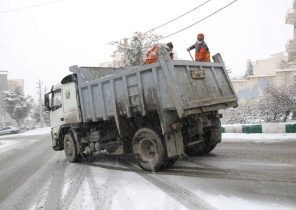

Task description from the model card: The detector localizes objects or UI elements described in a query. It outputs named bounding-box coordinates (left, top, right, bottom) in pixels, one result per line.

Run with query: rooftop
left=0, top=70, right=8, bottom=75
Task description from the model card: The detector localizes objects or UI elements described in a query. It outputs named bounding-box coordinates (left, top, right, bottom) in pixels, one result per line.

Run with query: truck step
left=187, top=140, right=204, bottom=147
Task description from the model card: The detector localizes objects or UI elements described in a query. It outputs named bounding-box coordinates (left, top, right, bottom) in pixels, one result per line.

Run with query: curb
left=221, top=123, right=296, bottom=133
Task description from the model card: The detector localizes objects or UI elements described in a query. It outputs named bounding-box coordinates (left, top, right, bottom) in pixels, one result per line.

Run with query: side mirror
left=44, top=92, right=51, bottom=112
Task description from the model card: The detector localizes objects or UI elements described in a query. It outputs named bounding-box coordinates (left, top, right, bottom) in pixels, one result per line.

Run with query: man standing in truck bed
left=187, top=33, right=211, bottom=62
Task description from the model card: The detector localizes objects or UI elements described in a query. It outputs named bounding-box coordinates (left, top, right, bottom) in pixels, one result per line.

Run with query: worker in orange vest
left=187, top=33, right=211, bottom=62
left=146, top=42, right=174, bottom=64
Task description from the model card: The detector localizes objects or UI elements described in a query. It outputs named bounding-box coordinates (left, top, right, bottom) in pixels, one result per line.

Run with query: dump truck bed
left=70, top=50, right=237, bottom=122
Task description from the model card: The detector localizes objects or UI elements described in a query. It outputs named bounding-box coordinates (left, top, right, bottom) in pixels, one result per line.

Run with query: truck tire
left=64, top=133, right=80, bottom=163
left=164, top=158, right=177, bottom=168
left=205, top=144, right=217, bottom=153
left=132, top=128, right=167, bottom=172
left=185, top=144, right=206, bottom=156
left=185, top=127, right=221, bottom=156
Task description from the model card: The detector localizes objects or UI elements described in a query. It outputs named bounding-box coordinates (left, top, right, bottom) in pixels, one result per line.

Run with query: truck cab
left=44, top=77, right=81, bottom=150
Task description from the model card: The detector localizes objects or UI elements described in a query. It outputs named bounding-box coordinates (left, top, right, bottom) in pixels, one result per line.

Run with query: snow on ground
left=194, top=190, right=293, bottom=210
left=222, top=133, right=296, bottom=143
left=0, top=127, right=50, bottom=139
left=0, top=140, right=19, bottom=151
left=22, top=127, right=51, bottom=136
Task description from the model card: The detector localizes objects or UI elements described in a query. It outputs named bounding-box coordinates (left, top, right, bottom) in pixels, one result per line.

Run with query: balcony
left=286, top=9, right=296, bottom=24
left=286, top=39, right=296, bottom=53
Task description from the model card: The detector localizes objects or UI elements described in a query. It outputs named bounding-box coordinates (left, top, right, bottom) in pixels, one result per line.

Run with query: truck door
left=50, top=88, right=64, bottom=138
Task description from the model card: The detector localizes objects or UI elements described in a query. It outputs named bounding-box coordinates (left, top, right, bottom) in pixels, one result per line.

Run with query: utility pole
left=37, top=80, right=44, bottom=128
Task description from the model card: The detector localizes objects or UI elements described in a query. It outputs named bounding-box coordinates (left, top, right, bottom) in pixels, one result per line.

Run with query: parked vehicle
left=0, top=126, right=19, bottom=135
left=44, top=49, right=238, bottom=171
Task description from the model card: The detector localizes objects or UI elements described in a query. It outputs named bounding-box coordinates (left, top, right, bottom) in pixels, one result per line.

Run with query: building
left=0, top=70, right=9, bottom=127
left=253, top=52, right=287, bottom=76
left=286, top=0, right=296, bottom=61
left=231, top=1, right=296, bottom=101
left=8, top=79, right=24, bottom=91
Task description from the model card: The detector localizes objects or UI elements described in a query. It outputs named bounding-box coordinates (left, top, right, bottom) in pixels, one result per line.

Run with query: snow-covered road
left=0, top=132, right=295, bottom=210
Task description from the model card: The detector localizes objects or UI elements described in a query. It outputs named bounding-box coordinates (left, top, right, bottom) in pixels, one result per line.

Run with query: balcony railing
left=286, top=39, right=296, bottom=53
left=286, top=9, right=296, bottom=24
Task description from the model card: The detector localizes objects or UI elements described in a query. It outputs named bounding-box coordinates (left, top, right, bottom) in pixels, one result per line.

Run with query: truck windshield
left=52, top=89, right=62, bottom=111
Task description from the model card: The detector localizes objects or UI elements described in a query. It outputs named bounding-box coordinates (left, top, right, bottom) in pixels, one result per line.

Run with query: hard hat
left=197, top=33, right=204, bottom=40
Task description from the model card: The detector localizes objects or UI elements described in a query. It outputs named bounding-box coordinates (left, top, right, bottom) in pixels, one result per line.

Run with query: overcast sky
left=0, top=0, right=293, bottom=99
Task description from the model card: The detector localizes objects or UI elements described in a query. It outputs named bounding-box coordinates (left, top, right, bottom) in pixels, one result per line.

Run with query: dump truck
left=44, top=48, right=238, bottom=171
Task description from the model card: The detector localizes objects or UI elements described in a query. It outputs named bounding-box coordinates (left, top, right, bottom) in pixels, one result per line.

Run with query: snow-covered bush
left=221, top=85, right=296, bottom=124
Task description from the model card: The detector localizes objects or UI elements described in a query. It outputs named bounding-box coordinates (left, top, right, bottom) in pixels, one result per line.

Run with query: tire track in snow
left=161, top=194, right=183, bottom=210
left=59, top=164, right=88, bottom=209
left=43, top=158, right=67, bottom=210
left=0, top=153, right=61, bottom=210
left=120, top=158, right=217, bottom=210
left=0, top=139, right=47, bottom=174
left=86, top=168, right=115, bottom=210
left=0, top=142, right=55, bottom=202
left=86, top=157, right=136, bottom=210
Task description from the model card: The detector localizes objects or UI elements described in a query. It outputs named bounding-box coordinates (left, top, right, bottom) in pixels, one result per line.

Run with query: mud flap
left=165, top=130, right=184, bottom=158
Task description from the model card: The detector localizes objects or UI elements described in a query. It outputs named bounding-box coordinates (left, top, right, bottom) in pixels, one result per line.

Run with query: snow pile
left=0, top=127, right=51, bottom=139
left=22, top=127, right=51, bottom=136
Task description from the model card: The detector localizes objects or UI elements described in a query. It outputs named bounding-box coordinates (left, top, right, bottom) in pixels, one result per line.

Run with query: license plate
left=190, top=70, right=205, bottom=79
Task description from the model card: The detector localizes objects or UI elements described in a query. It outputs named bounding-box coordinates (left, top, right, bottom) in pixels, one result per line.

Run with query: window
left=52, top=89, right=62, bottom=111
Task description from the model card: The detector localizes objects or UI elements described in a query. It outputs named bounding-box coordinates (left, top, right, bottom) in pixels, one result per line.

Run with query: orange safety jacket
left=146, top=46, right=159, bottom=64
left=146, top=45, right=174, bottom=64
left=189, top=41, right=211, bottom=62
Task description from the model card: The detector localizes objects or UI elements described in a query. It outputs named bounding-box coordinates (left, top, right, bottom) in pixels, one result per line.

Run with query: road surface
left=0, top=132, right=295, bottom=210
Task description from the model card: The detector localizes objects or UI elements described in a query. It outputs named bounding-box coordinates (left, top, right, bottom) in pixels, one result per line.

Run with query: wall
left=231, top=76, right=275, bottom=101
left=231, top=51, right=295, bottom=102
left=253, top=52, right=286, bottom=76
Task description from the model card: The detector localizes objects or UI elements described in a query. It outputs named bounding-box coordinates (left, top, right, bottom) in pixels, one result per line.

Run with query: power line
left=157, top=0, right=239, bottom=41
left=111, top=0, right=212, bottom=44
left=0, top=0, right=62, bottom=15
left=0, top=44, right=40, bottom=80
left=145, top=0, right=212, bottom=33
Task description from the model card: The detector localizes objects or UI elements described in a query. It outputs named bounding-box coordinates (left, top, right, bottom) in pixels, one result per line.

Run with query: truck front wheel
left=64, top=133, right=80, bottom=162
left=132, top=128, right=167, bottom=172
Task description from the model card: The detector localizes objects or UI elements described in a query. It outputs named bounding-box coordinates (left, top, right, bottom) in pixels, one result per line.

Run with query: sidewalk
left=222, top=123, right=296, bottom=133
left=222, top=133, right=296, bottom=143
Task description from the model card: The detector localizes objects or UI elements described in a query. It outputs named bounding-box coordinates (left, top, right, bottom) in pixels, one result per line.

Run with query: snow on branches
left=221, top=85, right=296, bottom=124
left=111, top=32, right=162, bottom=67
left=4, top=88, right=33, bottom=127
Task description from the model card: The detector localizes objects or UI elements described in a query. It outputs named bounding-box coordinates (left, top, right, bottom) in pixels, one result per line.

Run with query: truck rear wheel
left=185, top=127, right=221, bottom=156
left=64, top=133, right=80, bottom=162
left=132, top=128, right=167, bottom=172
